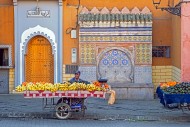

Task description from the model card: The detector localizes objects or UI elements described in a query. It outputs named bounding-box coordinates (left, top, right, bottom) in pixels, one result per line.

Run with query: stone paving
left=1, top=118, right=190, bottom=127
left=0, top=94, right=190, bottom=122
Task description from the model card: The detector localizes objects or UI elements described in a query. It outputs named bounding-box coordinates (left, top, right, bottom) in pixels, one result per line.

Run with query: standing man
left=69, top=71, right=90, bottom=84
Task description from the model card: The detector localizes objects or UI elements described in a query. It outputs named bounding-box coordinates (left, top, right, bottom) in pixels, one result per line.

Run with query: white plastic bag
left=108, top=90, right=116, bottom=105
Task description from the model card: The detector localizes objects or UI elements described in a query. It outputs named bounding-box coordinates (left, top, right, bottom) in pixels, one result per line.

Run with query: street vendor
left=69, top=70, right=90, bottom=84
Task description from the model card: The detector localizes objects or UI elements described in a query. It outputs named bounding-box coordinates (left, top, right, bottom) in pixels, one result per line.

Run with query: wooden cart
left=24, top=90, right=106, bottom=119
left=156, top=87, right=190, bottom=112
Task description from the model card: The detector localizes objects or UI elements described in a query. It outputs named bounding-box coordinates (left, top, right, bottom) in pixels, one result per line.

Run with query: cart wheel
left=55, top=103, right=71, bottom=120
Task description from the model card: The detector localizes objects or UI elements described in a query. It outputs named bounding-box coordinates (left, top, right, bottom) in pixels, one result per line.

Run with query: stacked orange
left=160, top=81, right=178, bottom=89
left=93, top=81, right=109, bottom=89
left=93, top=81, right=101, bottom=87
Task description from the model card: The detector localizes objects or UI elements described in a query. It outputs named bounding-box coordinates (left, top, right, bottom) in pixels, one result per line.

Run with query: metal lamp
left=152, top=0, right=161, bottom=9
left=152, top=0, right=190, bottom=16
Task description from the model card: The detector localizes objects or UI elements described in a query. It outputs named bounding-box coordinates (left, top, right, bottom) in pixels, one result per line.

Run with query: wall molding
left=0, top=45, right=12, bottom=67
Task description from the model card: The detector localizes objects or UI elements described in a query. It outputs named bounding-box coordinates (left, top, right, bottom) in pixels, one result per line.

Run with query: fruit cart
left=24, top=90, right=107, bottom=119
left=156, top=86, right=190, bottom=111
left=17, top=79, right=110, bottom=120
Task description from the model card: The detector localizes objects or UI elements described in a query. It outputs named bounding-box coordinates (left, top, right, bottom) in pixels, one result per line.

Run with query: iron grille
left=152, top=46, right=170, bottom=58
left=0, top=48, right=9, bottom=66
left=65, top=65, right=79, bottom=74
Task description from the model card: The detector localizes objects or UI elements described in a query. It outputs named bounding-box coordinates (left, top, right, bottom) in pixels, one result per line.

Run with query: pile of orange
left=160, top=81, right=178, bottom=89
left=93, top=81, right=109, bottom=89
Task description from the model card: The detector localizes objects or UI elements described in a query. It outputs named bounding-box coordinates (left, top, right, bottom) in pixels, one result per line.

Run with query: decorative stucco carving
left=80, top=6, right=151, bottom=15
left=100, top=7, right=109, bottom=14
left=111, top=7, right=120, bottom=14
left=141, top=6, right=151, bottom=14
left=90, top=7, right=100, bottom=14
left=121, top=7, right=130, bottom=14
left=79, top=6, right=152, bottom=27
left=80, top=7, right=89, bottom=14
left=21, top=25, right=57, bottom=54
left=131, top=7, right=140, bottom=14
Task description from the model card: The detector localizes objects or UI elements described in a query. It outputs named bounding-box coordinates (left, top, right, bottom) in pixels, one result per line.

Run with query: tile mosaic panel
left=135, top=44, right=152, bottom=65
left=80, top=43, right=96, bottom=64
left=134, top=66, right=152, bottom=83
left=78, top=66, right=97, bottom=82
left=78, top=7, right=153, bottom=84
left=98, top=49, right=133, bottom=84
left=79, top=35, right=152, bottom=42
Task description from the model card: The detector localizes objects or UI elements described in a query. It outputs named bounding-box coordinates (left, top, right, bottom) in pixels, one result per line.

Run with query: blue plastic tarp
left=156, top=87, right=190, bottom=106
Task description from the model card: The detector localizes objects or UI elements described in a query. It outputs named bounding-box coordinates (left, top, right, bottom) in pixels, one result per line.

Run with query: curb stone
left=1, top=112, right=190, bottom=122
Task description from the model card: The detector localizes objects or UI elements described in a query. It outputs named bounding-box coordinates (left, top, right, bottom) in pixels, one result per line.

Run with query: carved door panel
left=25, top=36, right=54, bottom=83
left=98, top=49, right=132, bottom=84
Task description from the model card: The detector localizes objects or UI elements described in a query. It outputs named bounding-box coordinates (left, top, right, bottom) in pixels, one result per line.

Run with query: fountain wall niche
left=78, top=7, right=154, bottom=99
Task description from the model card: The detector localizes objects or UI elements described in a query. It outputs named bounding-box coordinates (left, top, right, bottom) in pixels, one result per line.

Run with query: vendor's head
left=74, top=70, right=81, bottom=79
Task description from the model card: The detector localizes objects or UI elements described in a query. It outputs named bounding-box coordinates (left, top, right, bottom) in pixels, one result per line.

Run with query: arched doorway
left=25, top=35, right=54, bottom=83
left=98, top=49, right=133, bottom=84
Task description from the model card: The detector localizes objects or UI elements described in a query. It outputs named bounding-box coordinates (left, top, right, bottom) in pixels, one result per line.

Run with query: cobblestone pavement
left=0, top=94, right=190, bottom=122
left=0, top=118, right=190, bottom=127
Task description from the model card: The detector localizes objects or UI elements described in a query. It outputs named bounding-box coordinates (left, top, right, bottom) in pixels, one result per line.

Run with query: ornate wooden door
left=98, top=49, right=132, bottom=84
left=25, top=36, right=54, bottom=83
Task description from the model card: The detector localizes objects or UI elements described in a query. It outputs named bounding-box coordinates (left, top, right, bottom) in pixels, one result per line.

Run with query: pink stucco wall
left=181, top=2, right=190, bottom=81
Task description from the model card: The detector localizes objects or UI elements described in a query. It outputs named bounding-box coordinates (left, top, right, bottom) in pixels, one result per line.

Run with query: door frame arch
left=20, top=25, right=58, bottom=84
